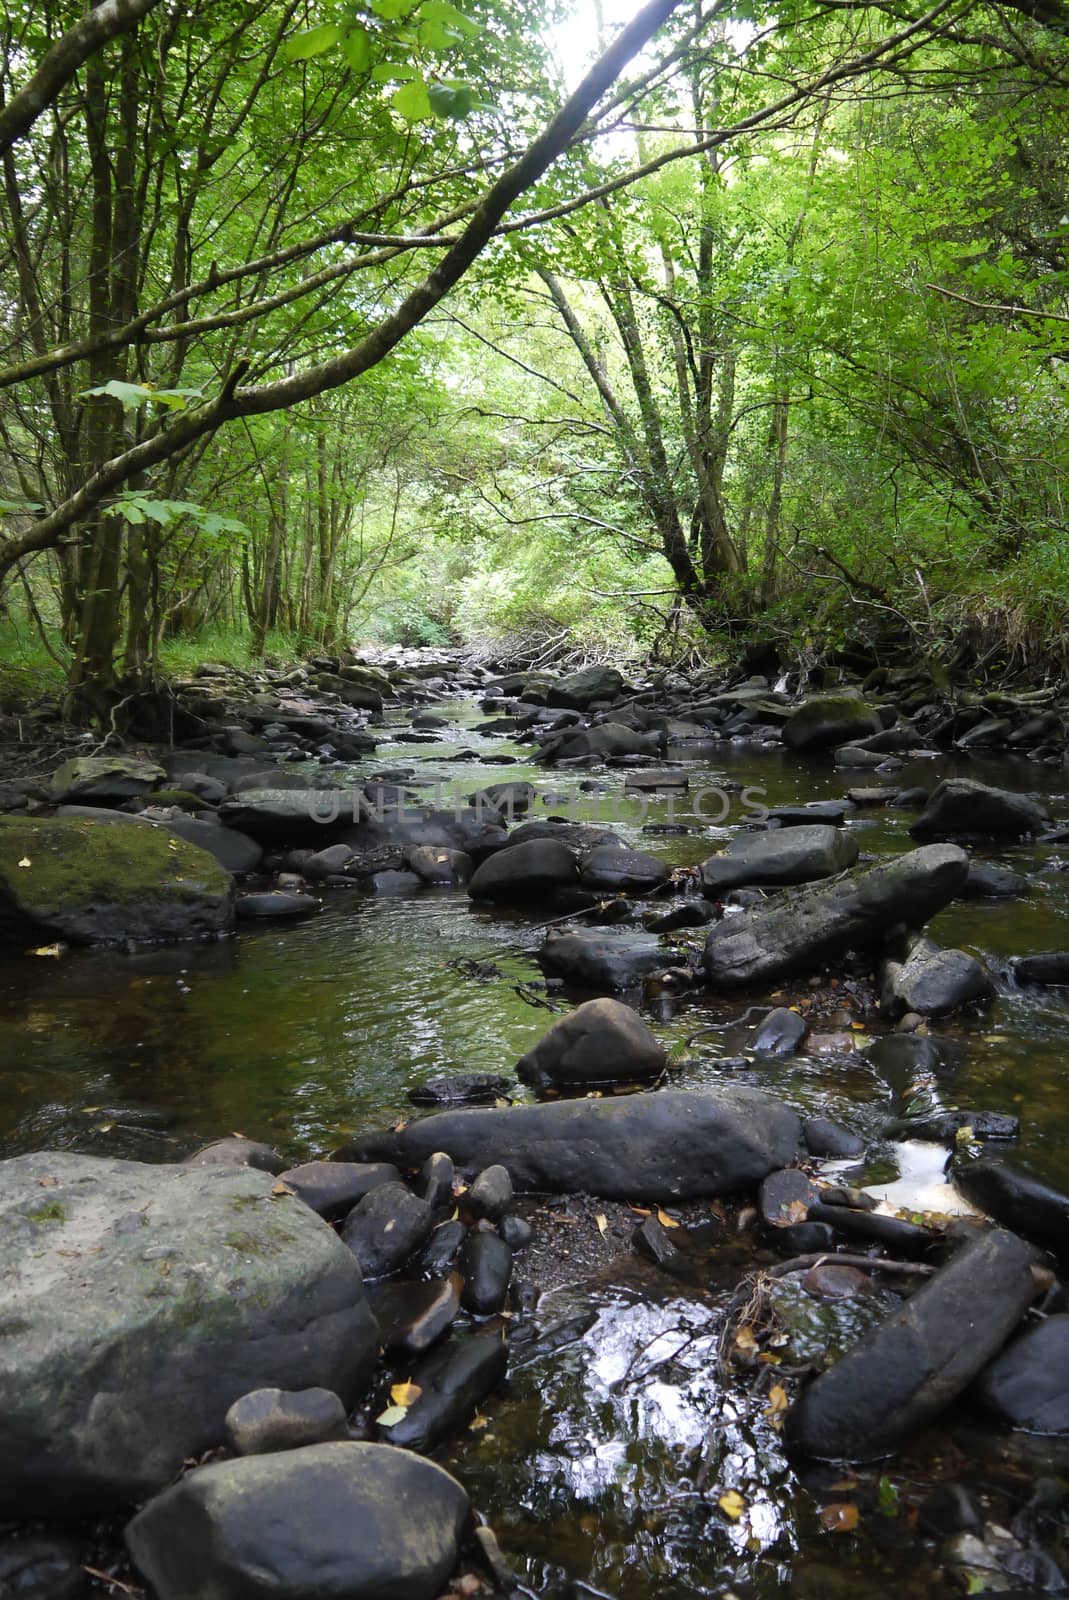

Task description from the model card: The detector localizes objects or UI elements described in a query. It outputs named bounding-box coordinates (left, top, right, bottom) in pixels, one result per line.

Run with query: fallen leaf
left=718, top=1489, right=747, bottom=1521
left=390, top=1381, right=422, bottom=1408
left=764, top=1383, right=789, bottom=1427
left=757, top=1351, right=782, bottom=1365
left=734, top=1325, right=758, bottom=1354
left=595, top=1214, right=609, bottom=1236
left=469, top=1413, right=489, bottom=1430
left=628, top=1204, right=652, bottom=1217
left=656, top=1208, right=681, bottom=1229
left=819, top=1502, right=859, bottom=1533
left=92, top=1122, right=114, bottom=1134
left=38, top=1176, right=59, bottom=1188
left=375, top=1404, right=408, bottom=1427
left=29, top=943, right=64, bottom=958
left=784, top=1198, right=809, bottom=1224
left=17, top=857, right=31, bottom=868
left=271, top=1182, right=294, bottom=1197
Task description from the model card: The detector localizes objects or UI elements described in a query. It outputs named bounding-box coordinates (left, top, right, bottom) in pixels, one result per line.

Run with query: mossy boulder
left=0, top=1152, right=380, bottom=1516
left=782, top=695, right=881, bottom=751
left=0, top=814, right=234, bottom=944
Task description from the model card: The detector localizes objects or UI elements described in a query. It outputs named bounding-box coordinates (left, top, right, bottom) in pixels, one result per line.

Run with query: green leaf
left=372, top=0, right=420, bottom=18
left=0, top=496, right=43, bottom=514
left=284, top=22, right=342, bottom=61
left=427, top=80, right=472, bottom=117
left=392, top=78, right=432, bottom=121
left=419, top=0, right=480, bottom=35
left=81, top=379, right=158, bottom=413
left=340, top=25, right=372, bottom=71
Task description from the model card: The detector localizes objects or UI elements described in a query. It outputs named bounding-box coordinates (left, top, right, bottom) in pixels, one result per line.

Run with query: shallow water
left=2, top=697, right=1068, bottom=1595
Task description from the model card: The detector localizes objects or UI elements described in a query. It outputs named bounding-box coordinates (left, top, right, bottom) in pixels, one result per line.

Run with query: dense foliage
left=1, top=0, right=1067, bottom=719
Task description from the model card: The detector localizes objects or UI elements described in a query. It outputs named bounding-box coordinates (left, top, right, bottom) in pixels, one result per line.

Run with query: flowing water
left=3, top=699, right=1068, bottom=1596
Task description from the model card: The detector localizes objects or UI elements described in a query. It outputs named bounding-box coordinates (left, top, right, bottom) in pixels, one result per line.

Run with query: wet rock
left=759, top=1167, right=821, bottom=1229
left=767, top=800, right=854, bottom=826
left=804, top=1116, right=865, bottom=1158
left=186, top=1137, right=287, bottom=1174
left=465, top=1165, right=513, bottom=1222
left=918, top=1483, right=985, bottom=1538
left=341, top=1182, right=434, bottom=1278
left=1013, top=953, right=1069, bottom=987
left=807, top=1201, right=931, bottom=1255
left=973, top=1315, right=1069, bottom=1434
left=420, top=1220, right=467, bottom=1275
left=52, top=807, right=265, bottom=875
left=879, top=936, right=994, bottom=1019
left=911, top=778, right=1051, bottom=841
left=886, top=1110, right=1019, bottom=1144
left=280, top=1160, right=400, bottom=1220
left=0, top=815, right=234, bottom=946
left=537, top=928, right=685, bottom=991
left=624, top=769, right=688, bottom=790
left=303, top=843, right=356, bottom=881
left=704, top=844, right=969, bottom=988
left=803, top=1264, right=874, bottom=1300
left=467, top=838, right=578, bottom=902
left=498, top=1215, right=534, bottom=1250
left=0, top=1536, right=87, bottom=1600
left=785, top=1228, right=1036, bottom=1461
left=348, top=1086, right=802, bottom=1201
left=834, top=746, right=887, bottom=769
left=633, top=1214, right=688, bottom=1272
left=766, top=1221, right=837, bottom=1257
left=752, top=1006, right=809, bottom=1056
left=407, top=1073, right=513, bottom=1108
left=370, top=1276, right=462, bottom=1355
left=541, top=722, right=664, bottom=764
left=515, top=997, right=667, bottom=1092
left=457, top=1231, right=512, bottom=1314
left=406, top=846, right=472, bottom=886
left=237, top=891, right=319, bottom=919
left=960, top=861, right=1029, bottom=899
left=954, top=1160, right=1069, bottom=1253
left=125, top=1441, right=470, bottom=1600
left=0, top=1152, right=379, bottom=1515
left=377, top=1333, right=508, bottom=1451
left=781, top=695, right=881, bottom=751
left=219, top=788, right=359, bottom=843
left=361, top=869, right=421, bottom=894
left=700, top=825, right=858, bottom=894
left=580, top=845, right=670, bottom=894
left=224, top=1386, right=349, bottom=1454
left=863, top=1032, right=943, bottom=1098
left=466, top=780, right=537, bottom=818
left=420, top=1152, right=455, bottom=1213
left=547, top=665, right=625, bottom=709
left=49, top=755, right=165, bottom=804
left=643, top=901, right=715, bottom=932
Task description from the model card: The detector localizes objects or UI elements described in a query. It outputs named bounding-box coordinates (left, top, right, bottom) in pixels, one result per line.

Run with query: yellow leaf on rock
left=17, top=857, right=30, bottom=868
left=765, top=1384, right=789, bottom=1428
left=271, top=1183, right=294, bottom=1197
left=718, top=1490, right=747, bottom=1521
left=30, top=944, right=63, bottom=958
left=390, top=1381, right=422, bottom=1408
left=734, top=1325, right=758, bottom=1354
left=469, top=1413, right=489, bottom=1430
left=819, top=1502, right=859, bottom=1533
left=595, top=1214, right=609, bottom=1236
left=375, top=1404, right=408, bottom=1427
left=656, top=1208, right=680, bottom=1229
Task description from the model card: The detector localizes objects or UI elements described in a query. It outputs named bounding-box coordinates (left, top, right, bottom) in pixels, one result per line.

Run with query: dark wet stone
left=224, top=1386, right=349, bottom=1455
left=547, top=665, right=625, bottom=709
left=765, top=1221, right=838, bottom=1257
left=752, top=1007, right=809, bottom=1057
left=917, top=1483, right=985, bottom=1538
left=406, top=846, right=472, bottom=886
left=955, top=1160, right=1069, bottom=1254
left=498, top=1215, right=534, bottom=1250
left=785, top=1228, right=1036, bottom=1461
left=803, top=1116, right=865, bottom=1158
left=642, top=901, right=715, bottom=932
left=457, top=1231, right=512, bottom=1314
left=376, top=1334, right=508, bottom=1451
left=885, top=1110, right=1019, bottom=1145
left=880, top=936, right=993, bottom=1020
left=537, top=928, right=684, bottom=992
left=579, top=846, right=670, bottom=894
left=236, top=891, right=318, bottom=919
left=0, top=1536, right=87, bottom=1600
left=465, top=1165, right=513, bottom=1222
left=341, top=1182, right=434, bottom=1278
left=406, top=1073, right=514, bottom=1108
left=361, top=870, right=421, bottom=894
left=186, top=1137, right=287, bottom=1174
left=807, top=1202, right=931, bottom=1256
left=973, top=1314, right=1069, bottom=1434
left=862, top=1033, right=944, bottom=1098
left=370, top=1276, right=462, bottom=1356
left=1013, top=953, right=1069, bottom=987
left=633, top=1214, right=688, bottom=1272
left=125, top=1442, right=470, bottom=1600
left=349, top=1087, right=802, bottom=1202
left=911, top=778, right=1051, bottom=841
left=420, top=1220, right=467, bottom=1276
left=700, top=825, right=858, bottom=894
left=767, top=801, right=854, bottom=827
left=515, top=997, right=667, bottom=1092
left=467, top=838, right=579, bottom=902
left=303, top=844, right=356, bottom=881
left=760, top=1168, right=822, bottom=1229
left=704, top=844, right=969, bottom=988
left=802, top=1264, right=874, bottom=1300
left=959, top=862, right=1029, bottom=899
left=278, top=1161, right=397, bottom=1220
left=419, top=1152, right=455, bottom=1213
left=781, top=695, right=881, bottom=751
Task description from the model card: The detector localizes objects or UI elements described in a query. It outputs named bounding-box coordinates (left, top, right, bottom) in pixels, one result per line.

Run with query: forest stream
left=3, top=686, right=1069, bottom=1600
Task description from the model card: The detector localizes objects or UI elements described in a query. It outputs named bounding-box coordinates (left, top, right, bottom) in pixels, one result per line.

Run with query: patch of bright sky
left=546, top=0, right=652, bottom=94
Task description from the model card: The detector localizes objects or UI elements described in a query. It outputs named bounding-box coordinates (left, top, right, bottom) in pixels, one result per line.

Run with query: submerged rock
left=515, top=997, right=667, bottom=1092
left=911, top=778, right=1051, bottom=841
left=703, top=844, right=969, bottom=988
left=752, top=1006, right=809, bottom=1056
left=785, top=1228, right=1036, bottom=1462
left=346, top=1087, right=801, bottom=1201
left=538, top=928, right=684, bottom=991
left=1012, top=952, right=1069, bottom=987
left=0, top=1152, right=379, bottom=1516
left=0, top=815, right=234, bottom=945
left=125, top=1442, right=470, bottom=1600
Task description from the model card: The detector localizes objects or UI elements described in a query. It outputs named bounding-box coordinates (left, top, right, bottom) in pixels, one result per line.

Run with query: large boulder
left=219, top=788, right=360, bottom=844
left=911, top=778, right=1051, bottom=840
left=55, top=805, right=263, bottom=875
left=879, top=936, right=994, bottom=1019
left=703, top=843, right=969, bottom=988
left=0, top=1152, right=380, bottom=1516
left=515, top=997, right=667, bottom=1092
left=546, top=665, right=625, bottom=709
left=0, top=815, right=234, bottom=945
left=467, top=838, right=578, bottom=902
left=972, top=1315, right=1069, bottom=1434
left=342, top=1087, right=802, bottom=1201
left=700, top=825, right=858, bottom=894
left=781, top=695, right=881, bottom=752
left=49, top=754, right=165, bottom=804
left=540, top=723, right=664, bottom=764
left=954, top=1159, right=1069, bottom=1254
left=125, top=1442, right=470, bottom=1600
left=785, top=1229, right=1036, bottom=1462
left=580, top=845, right=670, bottom=894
